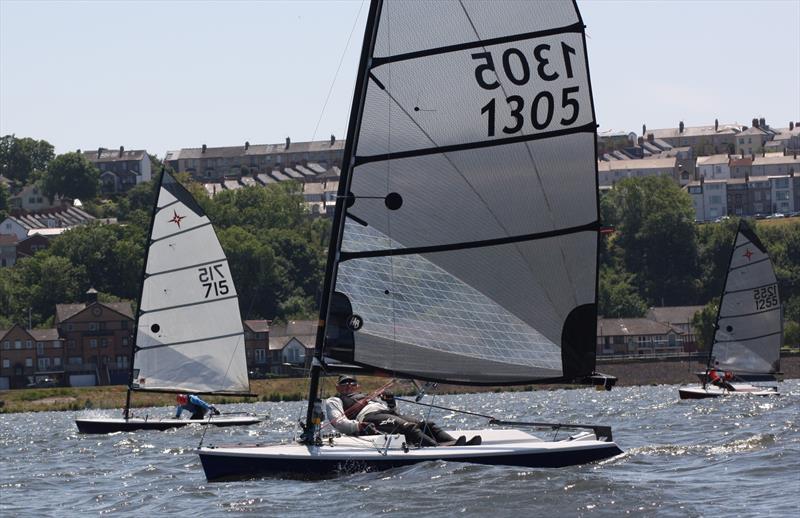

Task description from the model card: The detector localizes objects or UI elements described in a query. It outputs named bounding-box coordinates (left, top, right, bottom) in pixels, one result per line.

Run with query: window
left=67, top=340, right=76, bottom=349
left=53, top=340, right=61, bottom=348
left=710, top=195, right=722, bottom=204
left=37, top=358, right=51, bottom=370
left=25, top=340, right=32, bottom=349
left=53, top=357, right=61, bottom=367
left=116, top=356, right=128, bottom=369
left=66, top=324, right=73, bottom=331
left=25, top=358, right=33, bottom=367
left=14, top=340, right=21, bottom=349
left=776, top=191, right=790, bottom=201
left=255, top=349, right=266, bottom=363
left=68, top=357, right=82, bottom=365
left=2, top=359, right=9, bottom=368
left=37, top=342, right=44, bottom=354
left=121, top=320, right=128, bottom=330
left=774, top=178, right=789, bottom=188
left=100, top=339, right=108, bottom=348
left=89, top=339, right=98, bottom=348
left=89, top=322, right=98, bottom=331
left=2, top=341, right=9, bottom=350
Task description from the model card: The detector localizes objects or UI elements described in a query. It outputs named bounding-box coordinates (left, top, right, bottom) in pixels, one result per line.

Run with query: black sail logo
left=347, top=314, right=363, bottom=331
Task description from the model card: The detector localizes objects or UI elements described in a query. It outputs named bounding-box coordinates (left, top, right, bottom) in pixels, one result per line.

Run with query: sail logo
left=347, top=314, right=363, bottom=331
left=743, top=248, right=753, bottom=261
left=169, top=210, right=186, bottom=228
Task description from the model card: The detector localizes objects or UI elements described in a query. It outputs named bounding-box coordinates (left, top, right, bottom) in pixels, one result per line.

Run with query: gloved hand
left=380, top=391, right=396, bottom=409
left=357, top=422, right=378, bottom=436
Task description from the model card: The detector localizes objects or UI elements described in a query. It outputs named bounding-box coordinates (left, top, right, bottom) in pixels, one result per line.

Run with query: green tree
left=0, top=135, right=55, bottom=184
left=3, top=255, right=88, bottom=327
left=0, top=182, right=9, bottom=220
left=46, top=223, right=144, bottom=299
left=691, top=300, right=718, bottom=352
left=598, top=266, right=647, bottom=318
left=601, top=176, right=699, bottom=306
left=41, top=152, right=100, bottom=202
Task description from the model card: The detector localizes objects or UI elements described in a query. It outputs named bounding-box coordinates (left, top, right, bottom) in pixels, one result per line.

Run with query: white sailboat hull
left=75, top=415, right=262, bottom=434
left=678, top=383, right=779, bottom=400
left=197, top=429, right=622, bottom=481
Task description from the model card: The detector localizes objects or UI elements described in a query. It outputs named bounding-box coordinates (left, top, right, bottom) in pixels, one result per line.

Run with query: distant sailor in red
left=708, top=369, right=735, bottom=391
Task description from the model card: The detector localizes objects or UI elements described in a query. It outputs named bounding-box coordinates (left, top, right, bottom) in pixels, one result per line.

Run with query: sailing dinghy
left=75, top=171, right=261, bottom=433
left=679, top=221, right=781, bottom=400
left=198, top=0, right=621, bottom=480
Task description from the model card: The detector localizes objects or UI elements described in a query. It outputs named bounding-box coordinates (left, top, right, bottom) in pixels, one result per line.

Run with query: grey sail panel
left=325, top=0, right=600, bottom=384
left=132, top=172, right=250, bottom=394
left=712, top=224, right=781, bottom=375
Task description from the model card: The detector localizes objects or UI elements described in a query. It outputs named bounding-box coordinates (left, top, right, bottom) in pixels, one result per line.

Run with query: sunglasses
left=338, top=381, right=358, bottom=386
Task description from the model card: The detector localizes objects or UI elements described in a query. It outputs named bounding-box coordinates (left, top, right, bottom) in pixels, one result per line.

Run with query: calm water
left=1, top=380, right=798, bottom=517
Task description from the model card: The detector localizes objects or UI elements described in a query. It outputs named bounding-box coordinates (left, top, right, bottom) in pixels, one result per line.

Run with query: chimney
left=638, top=136, right=644, bottom=145
left=245, top=141, right=250, bottom=151
left=642, top=124, right=646, bottom=136
left=679, top=121, right=684, bottom=133
left=86, top=287, right=98, bottom=304
left=714, top=119, right=719, bottom=132
left=752, top=118, right=759, bottom=128
left=330, top=134, right=335, bottom=146
left=202, top=144, right=207, bottom=153
left=751, top=153, right=755, bottom=160
left=119, top=145, right=124, bottom=157
left=790, top=121, right=794, bottom=130
left=97, top=147, right=103, bottom=158
left=285, top=137, right=291, bottom=149
left=759, top=117, right=766, bottom=128
left=647, top=133, right=655, bottom=143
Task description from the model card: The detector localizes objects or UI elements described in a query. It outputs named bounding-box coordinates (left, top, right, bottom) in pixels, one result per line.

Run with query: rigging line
left=394, top=396, right=495, bottom=420
left=310, top=0, right=366, bottom=143
left=457, top=0, right=568, bottom=312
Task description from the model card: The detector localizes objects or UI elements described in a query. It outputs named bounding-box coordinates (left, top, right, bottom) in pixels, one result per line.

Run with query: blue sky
left=1, top=0, right=798, bottom=157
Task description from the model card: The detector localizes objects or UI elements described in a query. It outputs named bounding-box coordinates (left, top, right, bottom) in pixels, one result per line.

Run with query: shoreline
left=1, top=355, right=797, bottom=414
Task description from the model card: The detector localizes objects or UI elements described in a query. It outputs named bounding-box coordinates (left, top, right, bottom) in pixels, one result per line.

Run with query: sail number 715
left=198, top=263, right=229, bottom=298
left=753, top=285, right=778, bottom=310
left=472, top=42, right=580, bottom=136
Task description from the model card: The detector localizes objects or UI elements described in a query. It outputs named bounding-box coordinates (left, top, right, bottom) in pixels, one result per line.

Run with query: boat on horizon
left=75, top=170, right=261, bottom=433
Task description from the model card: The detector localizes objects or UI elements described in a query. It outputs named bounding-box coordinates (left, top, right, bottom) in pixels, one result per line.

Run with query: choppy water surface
left=1, top=380, right=798, bottom=517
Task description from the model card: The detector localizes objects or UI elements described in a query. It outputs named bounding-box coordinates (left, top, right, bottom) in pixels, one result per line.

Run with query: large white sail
left=131, top=172, right=250, bottom=394
left=711, top=223, right=781, bottom=375
left=321, top=0, right=601, bottom=384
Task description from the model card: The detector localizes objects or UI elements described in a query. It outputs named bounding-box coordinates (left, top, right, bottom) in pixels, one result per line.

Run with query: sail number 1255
left=753, top=285, right=778, bottom=310
left=472, top=42, right=581, bottom=136
left=198, top=263, right=229, bottom=298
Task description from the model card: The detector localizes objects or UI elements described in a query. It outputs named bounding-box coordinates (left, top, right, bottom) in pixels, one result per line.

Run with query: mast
left=124, top=167, right=165, bottom=420
left=303, top=0, right=384, bottom=437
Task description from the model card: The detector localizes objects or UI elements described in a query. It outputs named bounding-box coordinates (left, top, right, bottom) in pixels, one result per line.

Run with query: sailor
left=708, top=370, right=735, bottom=391
left=325, top=375, right=481, bottom=447
left=175, top=393, right=220, bottom=420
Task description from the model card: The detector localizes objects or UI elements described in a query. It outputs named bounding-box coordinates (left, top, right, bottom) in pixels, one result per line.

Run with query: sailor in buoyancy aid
left=708, top=369, right=735, bottom=391
left=175, top=394, right=220, bottom=420
left=324, top=375, right=481, bottom=447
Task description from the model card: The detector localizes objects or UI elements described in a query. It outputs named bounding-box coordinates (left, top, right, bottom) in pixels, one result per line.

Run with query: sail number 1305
left=753, top=285, right=778, bottom=310
left=472, top=42, right=581, bottom=136
left=198, top=263, right=229, bottom=298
